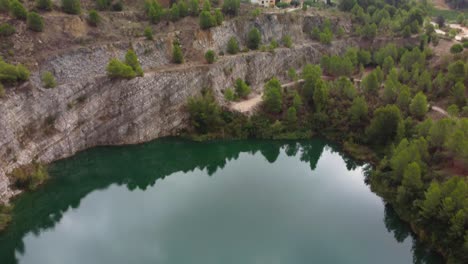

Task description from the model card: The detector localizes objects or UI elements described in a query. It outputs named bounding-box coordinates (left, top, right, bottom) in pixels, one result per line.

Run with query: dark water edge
left=0, top=138, right=443, bottom=264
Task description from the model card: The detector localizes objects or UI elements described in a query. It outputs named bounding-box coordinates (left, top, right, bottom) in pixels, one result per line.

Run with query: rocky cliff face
left=0, top=12, right=355, bottom=202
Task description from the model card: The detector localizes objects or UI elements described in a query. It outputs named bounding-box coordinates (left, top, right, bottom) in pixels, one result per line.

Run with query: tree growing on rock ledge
left=62, top=0, right=81, bottom=15
left=27, top=12, right=44, bottom=32
left=172, top=41, right=184, bottom=64
left=125, top=49, right=144, bottom=77
left=107, top=59, right=136, bottom=79
left=247, top=28, right=261, bottom=50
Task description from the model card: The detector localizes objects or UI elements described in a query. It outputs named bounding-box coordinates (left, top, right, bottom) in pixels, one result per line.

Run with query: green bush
left=204, top=50, right=216, bottom=64
left=106, top=58, right=136, bottom=79
left=62, top=0, right=81, bottom=14
left=214, top=8, right=223, bottom=25
left=247, top=28, right=261, bottom=50
left=0, top=59, right=30, bottom=83
left=463, top=41, right=468, bottom=49
left=199, top=10, right=215, bottom=29
left=10, top=0, right=27, bottom=20
left=125, top=49, right=144, bottom=77
left=10, top=163, right=49, bottom=190
left=222, top=0, right=240, bottom=15
left=189, top=0, right=199, bottom=16
left=227, top=37, right=239, bottom=54
left=178, top=0, right=188, bottom=17
left=16, top=64, right=29, bottom=81
left=169, top=3, right=180, bottom=22
left=144, top=26, right=153, bottom=40
left=447, top=104, right=459, bottom=117
left=27, top=12, right=45, bottom=32
left=234, top=78, right=250, bottom=99
left=36, top=0, right=52, bottom=11
left=319, top=28, right=332, bottom=44
left=282, top=35, right=292, bottom=48
left=88, top=9, right=100, bottom=27
left=409, top=92, right=428, bottom=120
left=187, top=88, right=223, bottom=133
left=276, top=2, right=289, bottom=8
left=146, top=0, right=163, bottom=23
left=172, top=42, right=184, bottom=64
left=450, top=44, right=463, bottom=54
left=41, top=71, right=57, bottom=88
left=224, top=87, right=235, bottom=101
left=0, top=23, right=15, bottom=37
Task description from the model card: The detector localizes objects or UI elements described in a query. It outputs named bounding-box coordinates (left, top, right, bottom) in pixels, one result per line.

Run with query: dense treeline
left=186, top=36, right=468, bottom=261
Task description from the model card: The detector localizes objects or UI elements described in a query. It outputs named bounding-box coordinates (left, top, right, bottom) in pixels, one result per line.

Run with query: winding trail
left=230, top=79, right=451, bottom=118
left=431, top=105, right=449, bottom=117
left=230, top=79, right=304, bottom=113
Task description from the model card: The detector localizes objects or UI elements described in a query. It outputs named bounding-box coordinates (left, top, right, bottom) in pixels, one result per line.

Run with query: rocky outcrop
left=0, top=12, right=355, bottom=202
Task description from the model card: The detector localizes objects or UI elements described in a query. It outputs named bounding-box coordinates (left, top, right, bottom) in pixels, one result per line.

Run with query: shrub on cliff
left=144, top=26, right=153, bottom=40
left=227, top=37, right=239, bottom=54
left=199, top=10, right=215, bottom=29
left=247, top=28, right=261, bottom=50
left=106, top=59, right=136, bottom=79
left=10, top=163, right=49, bottom=191
left=0, top=23, right=15, bottom=37
left=450, top=44, right=463, bottom=54
left=88, top=10, right=101, bottom=27
left=27, top=12, right=45, bottom=32
left=41, top=71, right=57, bottom=88
left=36, top=0, right=52, bottom=11
left=222, top=0, right=240, bottom=15
left=214, top=8, right=223, bottom=25
left=62, top=0, right=81, bottom=14
left=187, top=88, right=223, bottom=133
left=205, top=50, right=216, bottom=64
left=0, top=59, right=30, bottom=83
left=172, top=42, right=184, bottom=64
left=10, top=0, right=27, bottom=20
left=234, top=78, right=250, bottom=99
left=125, top=49, right=144, bottom=77
left=282, top=35, right=292, bottom=48
left=146, top=0, right=163, bottom=23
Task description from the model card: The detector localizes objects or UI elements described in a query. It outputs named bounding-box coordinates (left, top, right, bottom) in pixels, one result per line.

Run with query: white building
left=254, top=0, right=276, bottom=7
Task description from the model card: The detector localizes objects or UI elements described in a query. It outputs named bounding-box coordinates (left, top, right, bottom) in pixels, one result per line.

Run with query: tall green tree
left=125, top=49, right=144, bottom=77
left=410, top=92, right=428, bottom=120
left=247, top=28, right=261, bottom=50
left=172, top=42, right=184, bottom=64
left=313, top=80, right=328, bottom=112
left=366, top=104, right=403, bottom=145
left=302, top=64, right=322, bottom=103
left=349, top=96, right=368, bottom=124
left=62, top=0, right=81, bottom=14
left=263, top=77, right=283, bottom=113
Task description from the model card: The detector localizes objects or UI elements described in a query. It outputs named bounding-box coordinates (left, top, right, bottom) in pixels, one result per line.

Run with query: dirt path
left=431, top=105, right=449, bottom=117
left=230, top=93, right=263, bottom=113
left=229, top=79, right=304, bottom=113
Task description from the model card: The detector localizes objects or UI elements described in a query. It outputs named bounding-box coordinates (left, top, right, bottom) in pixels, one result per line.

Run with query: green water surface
left=0, top=139, right=442, bottom=264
